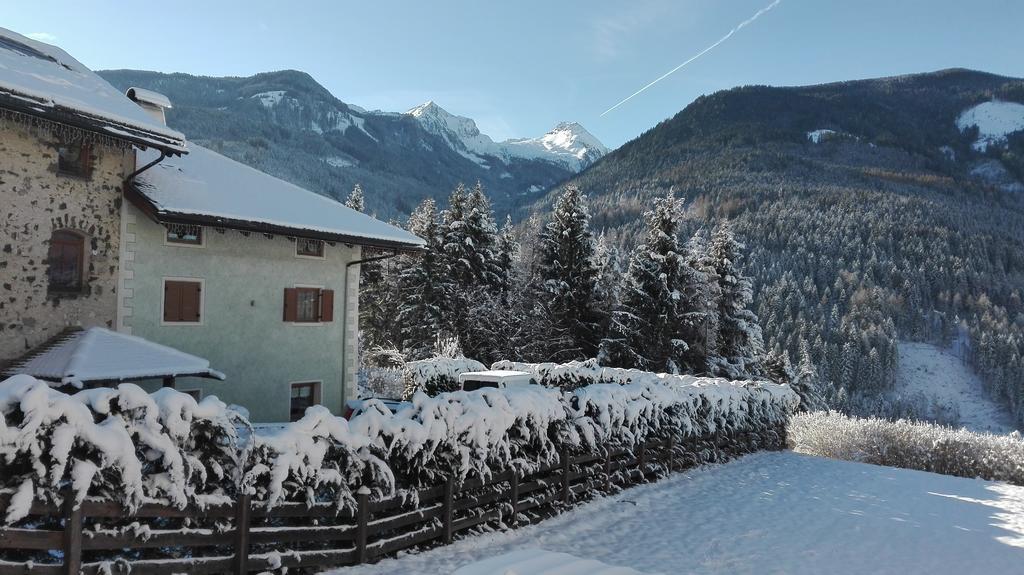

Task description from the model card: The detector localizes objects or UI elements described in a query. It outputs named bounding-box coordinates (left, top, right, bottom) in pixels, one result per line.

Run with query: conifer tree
left=346, top=184, right=395, bottom=349
left=495, top=216, right=519, bottom=294
left=708, top=221, right=765, bottom=378
left=397, top=198, right=446, bottom=359
left=439, top=182, right=502, bottom=359
left=535, top=184, right=603, bottom=360
left=594, top=232, right=622, bottom=336
left=344, top=183, right=365, bottom=212
left=599, top=191, right=691, bottom=373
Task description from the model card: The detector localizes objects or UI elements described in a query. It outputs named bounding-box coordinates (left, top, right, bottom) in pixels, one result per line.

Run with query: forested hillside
left=548, top=69, right=1024, bottom=424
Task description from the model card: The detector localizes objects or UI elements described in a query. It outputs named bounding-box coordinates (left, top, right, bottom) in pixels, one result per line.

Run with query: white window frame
left=163, top=223, right=207, bottom=249
left=160, top=276, right=206, bottom=326
left=294, top=237, right=326, bottom=260
left=289, top=380, right=322, bottom=421
left=289, top=283, right=326, bottom=326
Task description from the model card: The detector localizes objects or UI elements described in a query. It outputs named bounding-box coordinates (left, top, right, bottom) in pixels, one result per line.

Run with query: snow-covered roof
left=5, top=327, right=225, bottom=388
left=132, top=145, right=425, bottom=250
left=0, top=28, right=186, bottom=153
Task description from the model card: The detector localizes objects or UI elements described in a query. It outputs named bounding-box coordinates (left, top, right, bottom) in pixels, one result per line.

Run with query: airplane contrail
left=600, top=0, right=782, bottom=117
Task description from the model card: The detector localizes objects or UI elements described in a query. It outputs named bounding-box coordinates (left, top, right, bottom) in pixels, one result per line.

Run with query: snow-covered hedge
left=242, top=406, right=394, bottom=510
left=401, top=356, right=486, bottom=399
left=1, top=368, right=798, bottom=524
left=0, top=375, right=242, bottom=524
left=497, top=359, right=798, bottom=449
left=789, top=412, right=1024, bottom=485
left=350, top=386, right=570, bottom=486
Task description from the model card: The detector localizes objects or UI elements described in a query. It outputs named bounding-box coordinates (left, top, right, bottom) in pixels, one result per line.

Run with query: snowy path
left=896, top=341, right=1017, bottom=433
left=331, top=452, right=1024, bottom=574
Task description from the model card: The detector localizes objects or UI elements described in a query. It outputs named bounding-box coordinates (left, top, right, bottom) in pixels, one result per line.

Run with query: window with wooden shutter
left=283, top=287, right=299, bottom=322
left=163, top=279, right=203, bottom=323
left=320, top=289, right=334, bottom=322
left=284, top=287, right=334, bottom=323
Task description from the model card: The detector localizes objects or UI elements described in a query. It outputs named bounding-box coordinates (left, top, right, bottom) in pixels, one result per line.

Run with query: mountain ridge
left=98, top=68, right=607, bottom=219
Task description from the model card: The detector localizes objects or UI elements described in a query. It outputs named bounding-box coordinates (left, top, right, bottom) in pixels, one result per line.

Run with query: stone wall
left=0, top=119, right=132, bottom=362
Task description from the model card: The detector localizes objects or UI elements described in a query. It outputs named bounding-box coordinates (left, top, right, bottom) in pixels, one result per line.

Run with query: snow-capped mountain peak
left=404, top=101, right=607, bottom=171
left=534, top=121, right=610, bottom=165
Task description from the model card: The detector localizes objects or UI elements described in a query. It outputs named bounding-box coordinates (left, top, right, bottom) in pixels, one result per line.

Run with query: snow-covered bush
left=242, top=406, right=394, bottom=511
left=0, top=375, right=242, bottom=524
left=401, top=356, right=487, bottom=399
left=789, top=412, right=1024, bottom=485
left=350, top=386, right=571, bottom=487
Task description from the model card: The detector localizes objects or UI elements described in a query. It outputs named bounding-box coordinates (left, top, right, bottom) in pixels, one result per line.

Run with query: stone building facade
left=0, top=118, right=134, bottom=361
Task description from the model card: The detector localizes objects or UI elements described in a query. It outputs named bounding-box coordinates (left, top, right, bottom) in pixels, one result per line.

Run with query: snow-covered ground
left=331, top=451, right=1024, bottom=575
left=896, top=341, right=1017, bottom=433
left=957, top=100, right=1024, bottom=151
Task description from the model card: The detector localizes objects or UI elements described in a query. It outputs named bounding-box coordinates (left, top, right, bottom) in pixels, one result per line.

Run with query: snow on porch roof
left=0, top=28, right=187, bottom=154
left=132, top=145, right=425, bottom=250
left=5, top=327, right=225, bottom=388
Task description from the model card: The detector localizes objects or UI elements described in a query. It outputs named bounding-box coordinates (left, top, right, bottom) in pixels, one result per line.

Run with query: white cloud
left=25, top=32, right=58, bottom=43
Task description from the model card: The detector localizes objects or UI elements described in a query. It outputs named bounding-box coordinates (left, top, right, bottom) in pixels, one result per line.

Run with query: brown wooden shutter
left=164, top=281, right=182, bottom=322
left=320, top=289, right=334, bottom=322
left=181, top=282, right=201, bottom=322
left=283, top=287, right=299, bottom=322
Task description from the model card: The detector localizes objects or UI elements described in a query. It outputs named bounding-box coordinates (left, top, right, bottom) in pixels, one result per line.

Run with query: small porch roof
left=4, top=327, right=225, bottom=388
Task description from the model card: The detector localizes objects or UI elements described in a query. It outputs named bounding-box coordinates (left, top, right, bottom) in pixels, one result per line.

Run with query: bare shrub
left=789, top=411, right=1024, bottom=485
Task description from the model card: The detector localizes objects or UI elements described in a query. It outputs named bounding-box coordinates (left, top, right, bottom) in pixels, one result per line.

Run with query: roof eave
left=0, top=90, right=187, bottom=156
left=126, top=183, right=424, bottom=253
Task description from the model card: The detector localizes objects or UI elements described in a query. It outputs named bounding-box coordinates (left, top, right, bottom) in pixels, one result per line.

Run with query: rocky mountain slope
left=550, top=68, right=1024, bottom=424
left=99, top=69, right=606, bottom=219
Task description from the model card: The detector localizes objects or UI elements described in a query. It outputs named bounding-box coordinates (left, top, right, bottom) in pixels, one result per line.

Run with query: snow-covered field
left=896, top=341, right=1017, bottom=433
left=331, top=451, right=1024, bottom=575
left=957, top=100, right=1024, bottom=151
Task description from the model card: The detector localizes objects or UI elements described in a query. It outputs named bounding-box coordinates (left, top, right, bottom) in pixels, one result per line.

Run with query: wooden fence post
left=509, top=472, right=519, bottom=528
left=233, top=492, right=252, bottom=575
left=443, top=476, right=455, bottom=545
left=561, top=447, right=572, bottom=504
left=602, top=444, right=610, bottom=487
left=638, top=443, right=647, bottom=480
left=355, top=486, right=370, bottom=564
left=62, top=489, right=82, bottom=575
left=666, top=438, right=676, bottom=474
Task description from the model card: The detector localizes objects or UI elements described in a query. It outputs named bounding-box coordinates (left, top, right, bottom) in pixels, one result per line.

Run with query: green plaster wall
left=124, top=203, right=360, bottom=422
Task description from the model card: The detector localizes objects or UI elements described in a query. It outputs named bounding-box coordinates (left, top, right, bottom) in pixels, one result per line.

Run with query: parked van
left=459, top=370, right=534, bottom=391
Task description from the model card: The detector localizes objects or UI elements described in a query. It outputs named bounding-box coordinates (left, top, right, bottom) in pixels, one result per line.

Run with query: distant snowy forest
left=348, top=182, right=820, bottom=410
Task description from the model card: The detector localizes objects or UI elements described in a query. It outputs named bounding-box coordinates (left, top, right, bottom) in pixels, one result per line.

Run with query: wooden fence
left=0, top=438, right=700, bottom=575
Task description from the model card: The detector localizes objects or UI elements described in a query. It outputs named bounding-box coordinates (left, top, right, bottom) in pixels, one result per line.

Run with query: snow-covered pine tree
left=496, top=215, right=519, bottom=294
left=791, top=339, right=826, bottom=411
left=707, top=221, right=765, bottom=379
left=396, top=198, right=447, bottom=360
left=439, top=182, right=503, bottom=359
left=594, top=232, right=622, bottom=337
left=535, top=184, right=604, bottom=360
left=678, top=228, right=719, bottom=374
left=344, top=183, right=365, bottom=212
left=598, top=191, right=691, bottom=373
left=347, top=185, right=397, bottom=349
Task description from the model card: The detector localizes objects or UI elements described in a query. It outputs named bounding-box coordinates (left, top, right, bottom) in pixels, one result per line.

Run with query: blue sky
left=6, top=0, right=1023, bottom=148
